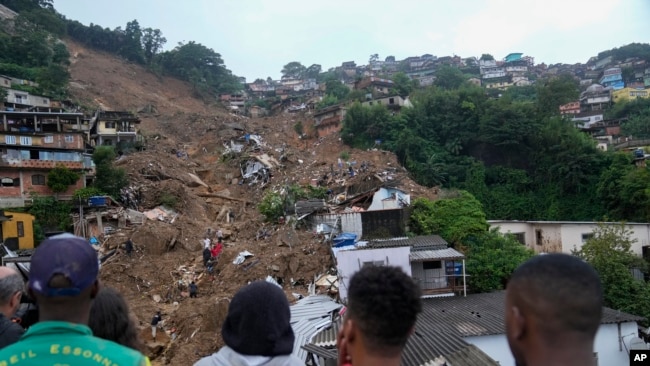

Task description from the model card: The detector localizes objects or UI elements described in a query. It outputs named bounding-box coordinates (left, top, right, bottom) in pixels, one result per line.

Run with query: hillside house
left=0, top=210, right=35, bottom=250
left=3, top=89, right=51, bottom=111
left=580, top=84, right=612, bottom=112
left=489, top=220, right=650, bottom=256
left=612, top=87, right=650, bottom=103
left=0, top=130, right=89, bottom=207
left=354, top=77, right=394, bottom=96
left=559, top=101, right=581, bottom=115
left=362, top=95, right=412, bottom=111
left=0, top=75, right=10, bottom=88
left=333, top=235, right=466, bottom=301
left=90, top=110, right=141, bottom=149
left=599, top=67, right=624, bottom=90
left=313, top=105, right=346, bottom=138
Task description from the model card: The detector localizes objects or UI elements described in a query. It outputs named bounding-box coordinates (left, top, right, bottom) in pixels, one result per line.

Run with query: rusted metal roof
left=409, top=248, right=465, bottom=261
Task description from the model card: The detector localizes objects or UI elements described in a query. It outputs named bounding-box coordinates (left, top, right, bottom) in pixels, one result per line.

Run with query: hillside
left=64, top=39, right=436, bottom=364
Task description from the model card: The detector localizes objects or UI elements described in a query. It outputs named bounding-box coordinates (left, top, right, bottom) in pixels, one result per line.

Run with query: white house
left=366, top=187, right=410, bottom=211
left=333, top=235, right=466, bottom=301
left=488, top=220, right=650, bottom=256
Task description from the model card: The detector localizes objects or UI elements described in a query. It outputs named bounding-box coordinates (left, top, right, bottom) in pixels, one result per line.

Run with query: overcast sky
left=54, top=0, right=649, bottom=81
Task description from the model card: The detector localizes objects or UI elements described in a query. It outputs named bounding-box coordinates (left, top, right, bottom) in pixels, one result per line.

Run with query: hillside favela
left=0, top=1, right=649, bottom=365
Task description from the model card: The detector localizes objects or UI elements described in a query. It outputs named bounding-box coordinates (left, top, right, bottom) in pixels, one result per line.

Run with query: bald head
left=507, top=254, right=603, bottom=342
left=0, top=266, right=24, bottom=316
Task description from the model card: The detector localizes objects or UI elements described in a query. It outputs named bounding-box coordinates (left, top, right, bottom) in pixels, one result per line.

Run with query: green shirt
left=0, top=321, right=151, bottom=366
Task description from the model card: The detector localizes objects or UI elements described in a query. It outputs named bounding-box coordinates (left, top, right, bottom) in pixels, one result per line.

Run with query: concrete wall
left=465, top=322, right=640, bottom=366
left=336, top=246, right=410, bottom=301
left=489, top=221, right=650, bottom=256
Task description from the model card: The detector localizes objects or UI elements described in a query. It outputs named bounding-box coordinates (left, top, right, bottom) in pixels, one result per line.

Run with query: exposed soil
left=65, top=38, right=437, bottom=364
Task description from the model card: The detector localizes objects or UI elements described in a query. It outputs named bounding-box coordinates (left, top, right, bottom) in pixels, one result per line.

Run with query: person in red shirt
left=210, top=242, right=223, bottom=260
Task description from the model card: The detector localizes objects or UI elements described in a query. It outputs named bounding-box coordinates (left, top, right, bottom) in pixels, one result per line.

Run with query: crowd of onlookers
left=0, top=232, right=605, bottom=366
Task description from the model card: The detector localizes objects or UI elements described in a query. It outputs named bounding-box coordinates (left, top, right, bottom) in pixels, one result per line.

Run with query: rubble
left=65, top=37, right=441, bottom=364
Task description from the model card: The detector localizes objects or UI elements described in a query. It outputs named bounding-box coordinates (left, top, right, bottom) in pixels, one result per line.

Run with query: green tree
left=305, top=64, right=321, bottom=79
left=434, top=65, right=466, bottom=90
left=281, top=61, right=306, bottom=79
left=119, top=20, right=145, bottom=63
left=574, top=223, right=650, bottom=324
left=47, top=164, right=80, bottom=193
left=141, top=27, right=166, bottom=65
left=325, top=79, right=349, bottom=100
left=316, top=94, right=339, bottom=110
left=391, top=72, right=415, bottom=97
left=92, top=146, right=128, bottom=198
left=621, top=111, right=650, bottom=138
left=28, top=195, right=72, bottom=231
left=409, top=191, right=488, bottom=246
left=536, top=74, right=579, bottom=116
left=479, top=54, right=494, bottom=61
left=463, top=229, right=534, bottom=292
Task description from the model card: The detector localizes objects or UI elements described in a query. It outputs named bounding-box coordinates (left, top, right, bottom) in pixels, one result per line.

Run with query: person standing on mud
left=151, top=311, right=162, bottom=341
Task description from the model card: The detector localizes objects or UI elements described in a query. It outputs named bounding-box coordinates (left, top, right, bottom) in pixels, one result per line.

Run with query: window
left=535, top=229, right=543, bottom=246
left=389, top=98, right=395, bottom=105
left=20, top=136, right=32, bottom=146
left=105, top=122, right=115, bottom=129
left=423, top=261, right=442, bottom=270
left=103, top=139, right=113, bottom=146
left=31, top=174, right=45, bottom=186
left=42, top=99, right=48, bottom=104
left=44, top=135, right=53, bottom=143
left=0, top=177, right=19, bottom=187
left=581, top=233, right=594, bottom=243
left=64, top=135, right=74, bottom=143
left=17, top=221, right=24, bottom=237
left=362, top=260, right=384, bottom=267
left=5, top=136, right=16, bottom=145
left=509, top=232, right=526, bottom=245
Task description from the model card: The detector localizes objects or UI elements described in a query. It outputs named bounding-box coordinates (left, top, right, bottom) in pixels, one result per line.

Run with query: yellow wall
left=612, top=88, right=650, bottom=102
left=98, top=121, right=117, bottom=134
left=2, top=211, right=35, bottom=249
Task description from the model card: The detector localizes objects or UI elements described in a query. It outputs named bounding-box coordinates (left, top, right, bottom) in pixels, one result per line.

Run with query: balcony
left=0, top=159, right=84, bottom=170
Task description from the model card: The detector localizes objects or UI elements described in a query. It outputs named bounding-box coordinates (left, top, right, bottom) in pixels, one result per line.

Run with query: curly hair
left=346, top=265, right=422, bottom=355
left=88, top=287, right=145, bottom=352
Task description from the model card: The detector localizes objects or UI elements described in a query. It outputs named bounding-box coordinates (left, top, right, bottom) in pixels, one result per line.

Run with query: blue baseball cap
left=28, top=233, right=99, bottom=297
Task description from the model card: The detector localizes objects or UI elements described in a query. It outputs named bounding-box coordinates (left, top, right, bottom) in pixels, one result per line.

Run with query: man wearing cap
left=194, top=281, right=302, bottom=366
left=0, top=233, right=151, bottom=366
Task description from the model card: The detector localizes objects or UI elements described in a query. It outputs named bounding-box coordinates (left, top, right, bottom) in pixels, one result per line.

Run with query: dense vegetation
left=409, top=191, right=534, bottom=293
left=574, top=223, right=650, bottom=326
left=0, top=0, right=70, bottom=97
left=341, top=73, right=650, bottom=222
left=0, top=0, right=241, bottom=98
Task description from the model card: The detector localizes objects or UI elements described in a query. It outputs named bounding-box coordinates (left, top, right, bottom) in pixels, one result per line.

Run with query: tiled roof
left=410, top=248, right=465, bottom=261
left=305, top=291, right=645, bottom=366
left=368, top=235, right=448, bottom=251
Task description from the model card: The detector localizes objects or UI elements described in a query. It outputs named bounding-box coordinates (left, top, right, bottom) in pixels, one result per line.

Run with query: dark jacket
left=0, top=313, right=24, bottom=349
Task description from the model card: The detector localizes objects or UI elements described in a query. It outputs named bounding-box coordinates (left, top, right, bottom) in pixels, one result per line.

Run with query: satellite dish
left=629, top=337, right=648, bottom=350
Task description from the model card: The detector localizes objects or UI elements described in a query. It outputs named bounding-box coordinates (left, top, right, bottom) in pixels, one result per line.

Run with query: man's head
left=341, top=265, right=422, bottom=359
left=221, top=281, right=294, bottom=357
left=0, top=266, right=24, bottom=318
left=28, top=233, right=100, bottom=322
left=505, top=254, right=603, bottom=365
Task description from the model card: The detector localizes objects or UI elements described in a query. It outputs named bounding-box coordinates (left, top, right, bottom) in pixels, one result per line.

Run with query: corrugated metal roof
left=602, top=307, right=645, bottom=324
left=304, top=291, right=643, bottom=365
left=367, top=235, right=449, bottom=250
left=409, top=248, right=465, bottom=261
left=290, top=296, right=342, bottom=325
left=289, top=295, right=343, bottom=363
